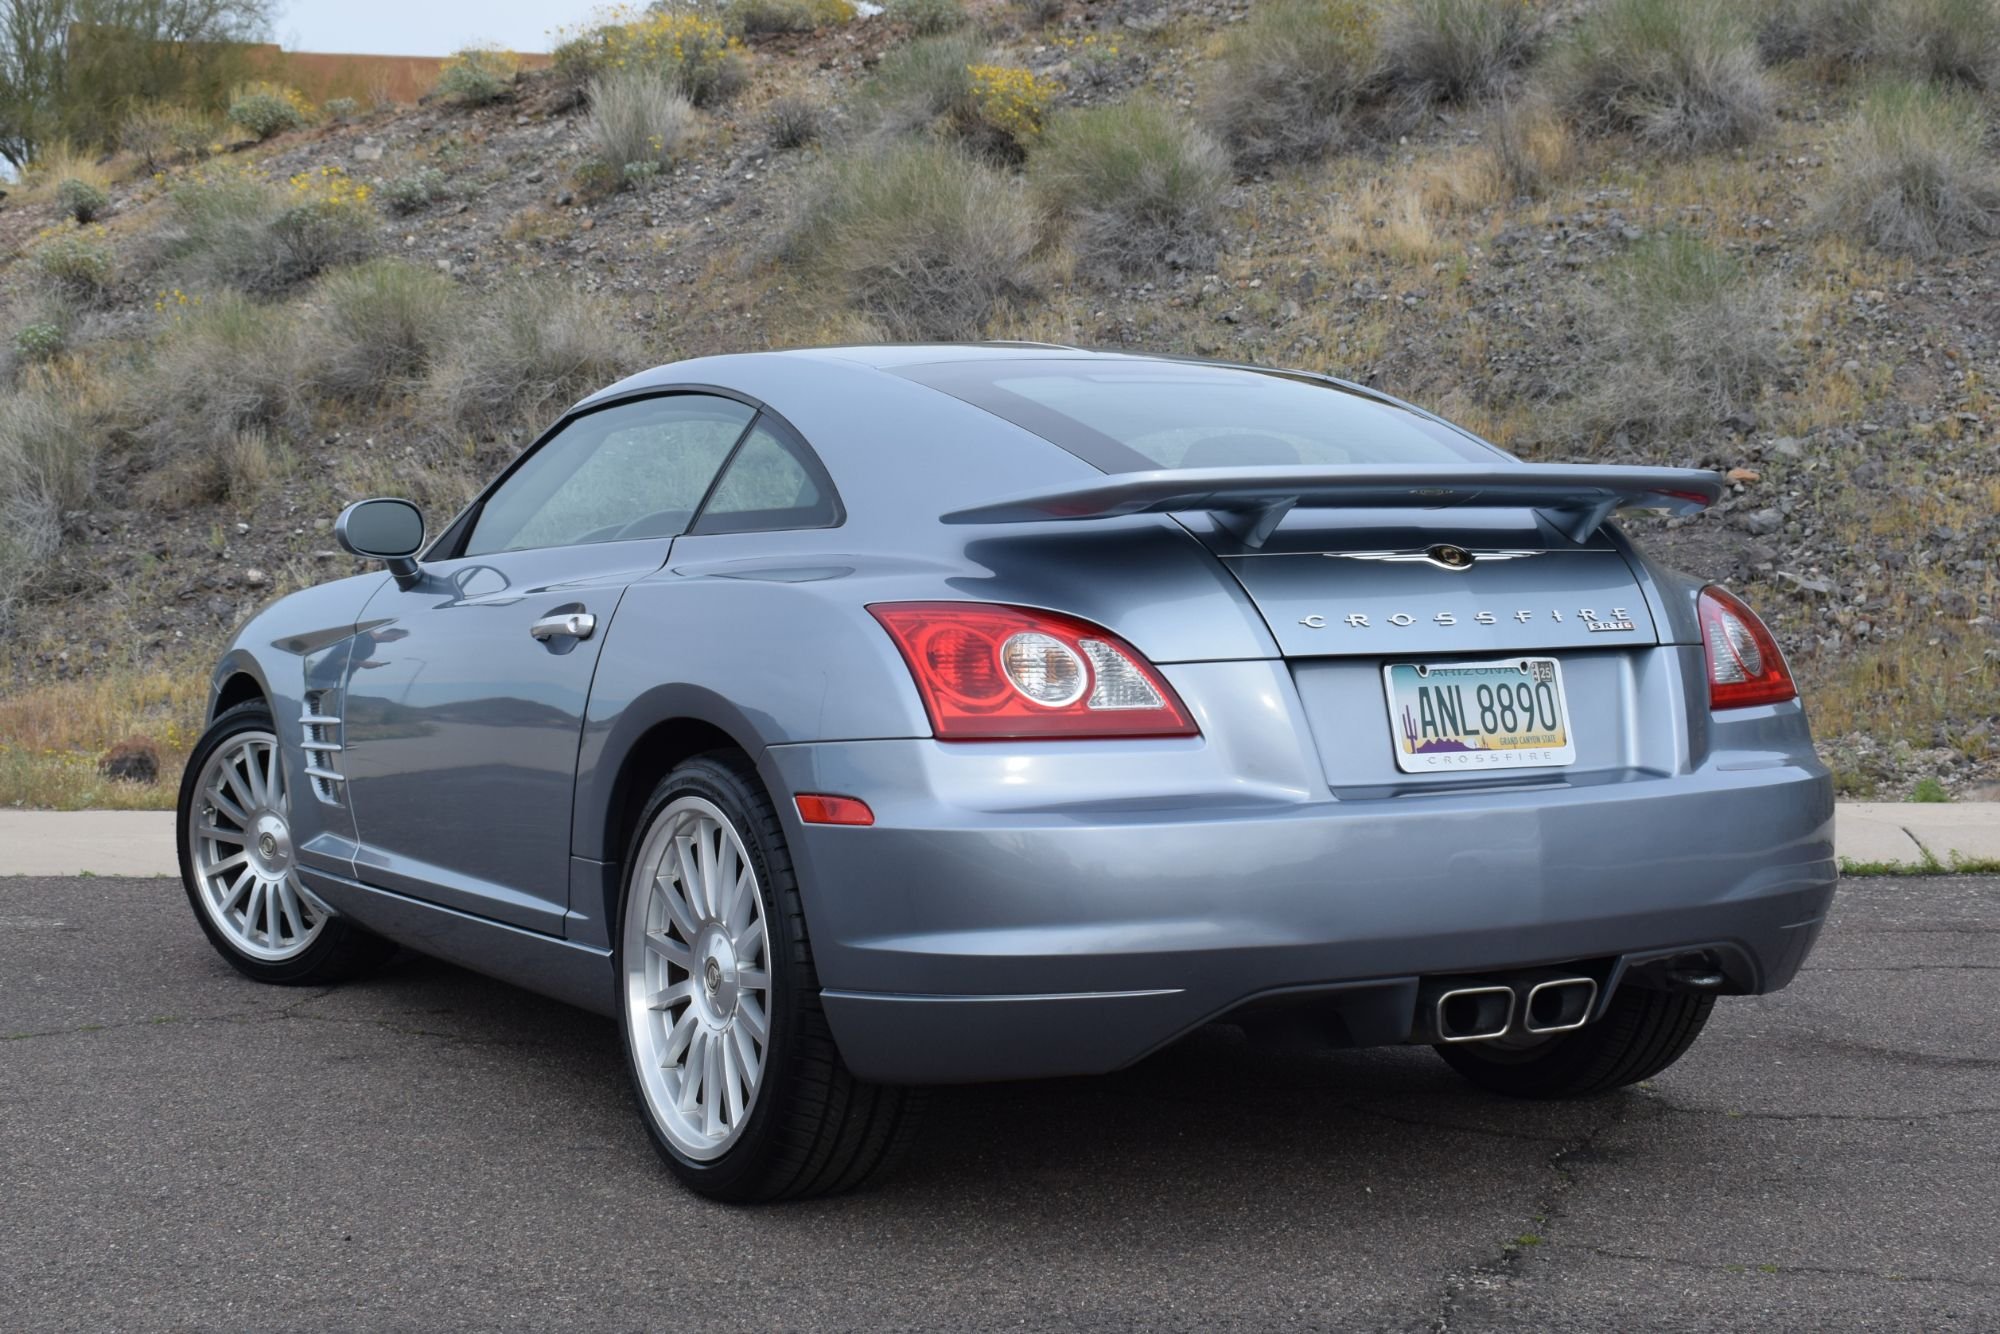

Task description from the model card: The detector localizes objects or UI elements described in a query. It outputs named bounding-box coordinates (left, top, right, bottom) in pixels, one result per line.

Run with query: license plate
left=1383, top=657, right=1576, bottom=774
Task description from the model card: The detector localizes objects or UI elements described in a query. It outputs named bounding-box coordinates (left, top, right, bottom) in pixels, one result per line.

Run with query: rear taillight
left=868, top=602, right=1199, bottom=740
left=1698, top=586, right=1797, bottom=710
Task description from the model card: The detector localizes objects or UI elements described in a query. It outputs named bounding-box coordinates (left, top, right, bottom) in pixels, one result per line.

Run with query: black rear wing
left=940, top=464, right=1723, bottom=547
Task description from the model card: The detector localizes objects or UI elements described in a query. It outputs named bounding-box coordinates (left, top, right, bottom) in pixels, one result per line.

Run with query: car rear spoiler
left=940, top=464, right=1724, bottom=547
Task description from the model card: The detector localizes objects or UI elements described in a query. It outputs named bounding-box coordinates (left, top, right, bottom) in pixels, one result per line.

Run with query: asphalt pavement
left=3, top=874, right=1997, bottom=1332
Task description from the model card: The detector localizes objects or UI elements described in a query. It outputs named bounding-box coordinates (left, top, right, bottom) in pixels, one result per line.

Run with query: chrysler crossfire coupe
left=178, top=345, right=1836, bottom=1200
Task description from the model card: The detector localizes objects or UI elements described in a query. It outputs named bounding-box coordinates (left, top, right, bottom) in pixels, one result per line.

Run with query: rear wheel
left=1435, top=986, right=1714, bottom=1099
left=177, top=701, right=394, bottom=985
left=617, top=753, right=920, bottom=1202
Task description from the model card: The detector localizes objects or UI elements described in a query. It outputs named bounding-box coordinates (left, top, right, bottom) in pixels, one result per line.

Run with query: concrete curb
left=2, top=804, right=1995, bottom=879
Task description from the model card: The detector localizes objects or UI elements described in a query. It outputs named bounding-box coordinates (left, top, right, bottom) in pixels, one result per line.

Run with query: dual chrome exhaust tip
left=1422, top=976, right=1599, bottom=1044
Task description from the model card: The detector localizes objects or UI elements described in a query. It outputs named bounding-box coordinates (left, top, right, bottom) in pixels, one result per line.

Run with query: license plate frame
left=1382, top=656, right=1577, bottom=775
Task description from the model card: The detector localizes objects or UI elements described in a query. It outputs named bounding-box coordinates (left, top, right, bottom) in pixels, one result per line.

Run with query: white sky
left=273, top=0, right=610, bottom=56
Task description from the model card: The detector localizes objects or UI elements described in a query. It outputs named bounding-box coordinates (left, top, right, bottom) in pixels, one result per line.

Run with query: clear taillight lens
left=1698, top=586, right=1797, bottom=710
left=868, top=602, right=1199, bottom=740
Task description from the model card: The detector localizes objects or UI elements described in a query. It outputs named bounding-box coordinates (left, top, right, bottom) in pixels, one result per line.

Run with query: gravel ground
left=3, top=874, right=1997, bottom=1331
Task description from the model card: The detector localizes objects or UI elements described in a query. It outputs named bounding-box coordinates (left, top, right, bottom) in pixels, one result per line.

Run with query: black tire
left=1435, top=985, right=1715, bottom=1099
left=177, top=700, right=395, bottom=986
left=616, top=752, right=921, bottom=1202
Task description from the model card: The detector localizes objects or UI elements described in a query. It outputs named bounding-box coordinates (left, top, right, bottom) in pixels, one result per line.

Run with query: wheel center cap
left=704, top=957, right=723, bottom=995
left=247, top=812, right=291, bottom=876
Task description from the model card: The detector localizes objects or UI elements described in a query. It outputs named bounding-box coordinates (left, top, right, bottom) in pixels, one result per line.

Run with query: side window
left=464, top=395, right=756, bottom=556
left=690, top=415, right=841, bottom=535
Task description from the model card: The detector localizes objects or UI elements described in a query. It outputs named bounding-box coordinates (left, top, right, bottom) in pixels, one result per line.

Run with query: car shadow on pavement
left=344, top=948, right=1614, bottom=1214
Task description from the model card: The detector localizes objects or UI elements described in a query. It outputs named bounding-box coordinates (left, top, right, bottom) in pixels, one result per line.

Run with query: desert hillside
left=0, top=0, right=1995, bottom=807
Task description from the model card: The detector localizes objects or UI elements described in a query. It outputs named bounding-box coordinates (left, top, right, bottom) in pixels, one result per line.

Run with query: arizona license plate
left=1383, top=658, right=1576, bottom=774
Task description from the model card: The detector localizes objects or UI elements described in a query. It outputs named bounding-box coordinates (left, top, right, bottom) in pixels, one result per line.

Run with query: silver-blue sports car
left=178, top=344, right=1836, bottom=1200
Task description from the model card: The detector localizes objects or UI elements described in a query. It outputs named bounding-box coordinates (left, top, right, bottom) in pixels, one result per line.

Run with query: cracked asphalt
left=3, top=875, right=1997, bottom=1332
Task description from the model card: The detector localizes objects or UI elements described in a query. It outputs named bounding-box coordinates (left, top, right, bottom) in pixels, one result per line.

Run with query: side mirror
left=336, top=498, right=426, bottom=583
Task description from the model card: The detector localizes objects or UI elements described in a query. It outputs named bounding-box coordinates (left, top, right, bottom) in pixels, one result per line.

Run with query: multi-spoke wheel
left=617, top=753, right=921, bottom=1201
left=177, top=700, right=392, bottom=985
left=624, top=795, right=773, bottom=1160
left=188, top=726, right=322, bottom=961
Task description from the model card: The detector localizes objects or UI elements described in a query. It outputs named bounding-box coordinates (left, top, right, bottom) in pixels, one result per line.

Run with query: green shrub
left=56, top=177, right=108, bottom=224
left=1381, top=0, right=1541, bottom=108
left=1911, top=776, right=1951, bottom=802
left=1205, top=0, right=1382, bottom=167
left=558, top=11, right=749, bottom=108
left=1814, top=79, right=2000, bottom=256
left=302, top=259, right=461, bottom=400
left=1032, top=99, right=1231, bottom=279
left=863, top=32, right=984, bottom=138
left=727, top=0, right=854, bottom=35
left=862, top=35, right=1054, bottom=157
left=323, top=96, right=361, bottom=121
left=426, top=281, right=641, bottom=434
left=1573, top=233, right=1786, bottom=443
left=120, top=102, right=219, bottom=171
left=586, top=67, right=696, bottom=174
left=780, top=140, right=1039, bottom=338
left=435, top=47, right=520, bottom=106
left=13, top=322, right=66, bottom=362
left=1556, top=0, right=1773, bottom=153
left=890, top=0, right=968, bottom=35
left=32, top=231, right=114, bottom=301
left=139, top=292, right=300, bottom=501
left=226, top=81, right=314, bottom=140
left=165, top=167, right=377, bottom=294
left=381, top=168, right=449, bottom=216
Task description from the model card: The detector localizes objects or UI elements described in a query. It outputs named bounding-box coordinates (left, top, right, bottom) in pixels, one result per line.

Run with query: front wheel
left=617, top=753, right=920, bottom=1202
left=1436, top=986, right=1715, bottom=1099
left=177, top=700, right=393, bottom=985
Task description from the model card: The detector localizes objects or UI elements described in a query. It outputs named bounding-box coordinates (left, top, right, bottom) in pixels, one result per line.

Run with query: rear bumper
left=768, top=739, right=1835, bottom=1084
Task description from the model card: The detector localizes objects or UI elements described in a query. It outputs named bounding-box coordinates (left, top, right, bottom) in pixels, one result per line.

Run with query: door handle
left=530, top=611, right=596, bottom=642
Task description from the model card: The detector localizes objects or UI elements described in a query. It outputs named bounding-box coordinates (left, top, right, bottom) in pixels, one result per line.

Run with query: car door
left=338, top=392, right=758, bottom=935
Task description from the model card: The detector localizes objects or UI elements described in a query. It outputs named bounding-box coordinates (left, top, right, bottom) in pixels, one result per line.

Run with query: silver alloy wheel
left=187, top=729, right=323, bottom=962
left=623, top=796, right=774, bottom=1162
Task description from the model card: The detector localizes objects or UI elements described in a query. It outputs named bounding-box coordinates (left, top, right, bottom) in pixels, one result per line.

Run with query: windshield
left=893, top=358, right=1504, bottom=472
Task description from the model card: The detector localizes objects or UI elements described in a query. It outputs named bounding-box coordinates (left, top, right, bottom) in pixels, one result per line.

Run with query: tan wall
left=242, top=44, right=552, bottom=107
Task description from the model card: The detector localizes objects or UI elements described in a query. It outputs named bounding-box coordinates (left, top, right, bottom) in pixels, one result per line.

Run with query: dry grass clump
left=1814, top=79, right=2000, bottom=256
left=766, top=95, right=828, bottom=149
left=1486, top=94, right=1576, bottom=198
left=121, top=101, right=220, bottom=171
left=301, top=260, right=462, bottom=400
left=16, top=141, right=114, bottom=206
left=1381, top=0, right=1541, bottom=110
left=0, top=365, right=107, bottom=626
left=1556, top=0, right=1773, bottom=154
left=1570, top=233, right=1786, bottom=444
left=0, top=665, right=206, bottom=810
left=1205, top=0, right=1382, bottom=167
left=1760, top=0, right=2000, bottom=87
left=426, top=281, right=641, bottom=435
left=586, top=66, right=697, bottom=171
left=1032, top=99, right=1231, bottom=279
left=1324, top=181, right=1453, bottom=263
left=139, top=292, right=300, bottom=503
left=780, top=140, right=1038, bottom=339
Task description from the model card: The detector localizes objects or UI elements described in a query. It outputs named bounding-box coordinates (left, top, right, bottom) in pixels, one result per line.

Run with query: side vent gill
left=300, top=690, right=345, bottom=805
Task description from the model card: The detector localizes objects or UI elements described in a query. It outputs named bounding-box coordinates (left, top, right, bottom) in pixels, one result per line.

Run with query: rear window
left=893, top=359, right=1501, bottom=472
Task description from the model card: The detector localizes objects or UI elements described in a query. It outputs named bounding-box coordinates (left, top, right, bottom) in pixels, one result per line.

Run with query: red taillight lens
left=795, top=794, right=875, bottom=826
left=868, top=602, right=1199, bottom=740
left=1698, top=586, right=1797, bottom=710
